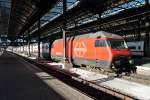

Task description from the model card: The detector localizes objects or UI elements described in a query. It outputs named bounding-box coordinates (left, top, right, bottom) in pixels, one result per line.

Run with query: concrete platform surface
left=134, top=57, right=150, bottom=68
left=0, top=52, right=92, bottom=100
left=133, top=57, right=150, bottom=76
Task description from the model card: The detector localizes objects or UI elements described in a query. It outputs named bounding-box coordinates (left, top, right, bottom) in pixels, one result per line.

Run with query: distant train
left=11, top=31, right=136, bottom=74
left=127, top=41, right=144, bottom=56
left=11, top=42, right=50, bottom=59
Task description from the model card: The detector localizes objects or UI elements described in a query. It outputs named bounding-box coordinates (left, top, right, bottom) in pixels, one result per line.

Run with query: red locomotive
left=51, top=31, right=135, bottom=74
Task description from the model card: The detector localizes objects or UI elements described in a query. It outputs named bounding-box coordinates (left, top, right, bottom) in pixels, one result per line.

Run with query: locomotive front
left=107, top=38, right=136, bottom=74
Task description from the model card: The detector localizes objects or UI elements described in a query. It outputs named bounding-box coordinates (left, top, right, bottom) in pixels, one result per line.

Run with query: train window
left=107, top=39, right=127, bottom=49
left=45, top=45, right=49, bottom=49
left=95, top=40, right=106, bottom=47
left=138, top=46, right=141, bottom=50
left=95, top=40, right=99, bottom=47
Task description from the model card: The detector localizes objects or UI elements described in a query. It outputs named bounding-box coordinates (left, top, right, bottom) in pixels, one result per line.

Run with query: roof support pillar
left=38, top=19, right=41, bottom=59
left=143, top=0, right=149, bottom=56
left=63, top=0, right=67, bottom=65
left=144, top=14, right=149, bottom=56
left=28, top=30, right=30, bottom=56
left=98, top=13, right=102, bottom=30
left=137, top=19, right=141, bottom=41
left=145, top=0, right=149, bottom=5
left=23, top=33, right=25, bottom=53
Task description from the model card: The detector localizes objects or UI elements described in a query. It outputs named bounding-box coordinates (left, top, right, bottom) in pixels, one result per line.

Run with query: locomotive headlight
left=129, top=59, right=134, bottom=64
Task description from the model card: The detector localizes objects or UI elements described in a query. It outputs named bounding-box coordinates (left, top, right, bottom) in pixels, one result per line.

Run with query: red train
left=51, top=31, right=136, bottom=74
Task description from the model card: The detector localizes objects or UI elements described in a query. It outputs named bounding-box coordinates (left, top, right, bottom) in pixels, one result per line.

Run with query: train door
left=42, top=42, right=50, bottom=59
left=94, top=39, right=110, bottom=67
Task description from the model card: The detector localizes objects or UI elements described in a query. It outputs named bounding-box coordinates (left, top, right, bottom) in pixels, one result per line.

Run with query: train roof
left=74, top=31, right=123, bottom=39
left=54, top=31, right=123, bottom=43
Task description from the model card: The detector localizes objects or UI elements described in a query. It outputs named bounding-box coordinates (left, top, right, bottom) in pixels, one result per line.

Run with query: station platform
left=0, top=51, right=92, bottom=100
left=134, top=57, right=150, bottom=76
left=134, top=57, right=150, bottom=67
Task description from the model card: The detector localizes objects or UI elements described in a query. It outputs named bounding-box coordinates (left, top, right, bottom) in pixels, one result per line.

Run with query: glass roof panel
left=30, top=0, right=146, bottom=36
left=40, top=0, right=79, bottom=27
left=102, top=0, right=145, bottom=18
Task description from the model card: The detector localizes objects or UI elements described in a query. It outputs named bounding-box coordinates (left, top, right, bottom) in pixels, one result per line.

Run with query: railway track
left=13, top=53, right=138, bottom=100
left=123, top=74, right=150, bottom=86
left=14, top=51, right=150, bottom=86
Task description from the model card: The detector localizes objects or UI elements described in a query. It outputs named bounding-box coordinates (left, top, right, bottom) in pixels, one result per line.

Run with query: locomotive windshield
left=107, top=39, right=128, bottom=49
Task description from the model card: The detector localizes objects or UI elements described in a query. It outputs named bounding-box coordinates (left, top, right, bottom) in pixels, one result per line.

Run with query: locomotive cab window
left=95, top=40, right=107, bottom=47
left=107, top=39, right=128, bottom=49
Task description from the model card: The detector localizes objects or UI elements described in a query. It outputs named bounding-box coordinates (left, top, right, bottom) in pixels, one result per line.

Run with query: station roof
left=8, top=0, right=59, bottom=36
left=8, top=0, right=133, bottom=37
left=26, top=0, right=137, bottom=36
left=0, top=0, right=148, bottom=41
left=28, top=0, right=148, bottom=40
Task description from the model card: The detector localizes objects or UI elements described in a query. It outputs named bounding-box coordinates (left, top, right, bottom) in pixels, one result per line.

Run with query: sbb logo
left=74, top=42, right=87, bottom=57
